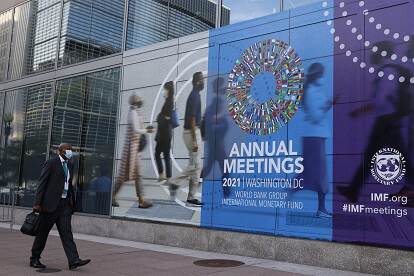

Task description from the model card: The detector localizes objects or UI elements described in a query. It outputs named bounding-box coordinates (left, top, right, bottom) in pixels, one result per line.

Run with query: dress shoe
left=69, top=259, right=91, bottom=270
left=30, top=259, right=46, bottom=269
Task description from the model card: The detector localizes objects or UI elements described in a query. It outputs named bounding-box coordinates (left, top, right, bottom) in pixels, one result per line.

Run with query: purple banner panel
left=333, top=0, right=414, bottom=249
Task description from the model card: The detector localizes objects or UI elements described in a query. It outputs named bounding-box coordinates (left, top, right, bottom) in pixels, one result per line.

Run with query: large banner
left=201, top=0, right=414, bottom=249
left=115, top=0, right=414, bottom=250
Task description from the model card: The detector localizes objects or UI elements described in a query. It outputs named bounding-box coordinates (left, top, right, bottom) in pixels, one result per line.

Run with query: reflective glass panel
left=222, top=0, right=281, bottom=25
left=58, top=0, right=124, bottom=67
left=0, top=90, right=25, bottom=189
left=8, top=2, right=33, bottom=80
left=37, top=0, right=60, bottom=11
left=126, top=0, right=217, bottom=50
left=283, top=0, right=324, bottom=10
left=0, top=85, right=52, bottom=206
left=27, top=0, right=61, bottom=74
left=0, top=10, right=13, bottom=81
left=126, top=0, right=169, bottom=49
left=51, top=68, right=120, bottom=215
left=18, top=83, right=53, bottom=207
left=168, top=0, right=216, bottom=39
left=0, top=92, right=4, bottom=143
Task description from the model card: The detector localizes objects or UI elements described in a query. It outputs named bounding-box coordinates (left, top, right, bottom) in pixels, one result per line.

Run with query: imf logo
left=370, top=148, right=406, bottom=186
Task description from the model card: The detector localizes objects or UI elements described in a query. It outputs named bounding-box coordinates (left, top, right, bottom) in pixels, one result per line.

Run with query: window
left=8, top=2, right=33, bottom=80
left=38, top=0, right=60, bottom=11
left=126, top=0, right=217, bottom=50
left=26, top=0, right=61, bottom=74
left=283, top=0, right=323, bottom=10
left=58, top=0, right=125, bottom=67
left=51, top=68, right=120, bottom=215
left=168, top=1, right=216, bottom=39
left=126, top=0, right=169, bottom=49
left=0, top=92, right=4, bottom=145
left=221, top=0, right=281, bottom=26
left=19, top=84, right=53, bottom=207
left=221, top=0, right=326, bottom=26
left=0, top=84, right=52, bottom=209
left=0, top=10, right=13, bottom=81
left=0, top=90, right=26, bottom=190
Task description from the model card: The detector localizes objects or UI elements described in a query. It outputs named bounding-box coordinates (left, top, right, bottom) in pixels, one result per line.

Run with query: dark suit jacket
left=34, top=156, right=75, bottom=213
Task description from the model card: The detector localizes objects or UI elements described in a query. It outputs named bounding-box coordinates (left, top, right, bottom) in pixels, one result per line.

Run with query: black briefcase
left=20, top=211, right=40, bottom=236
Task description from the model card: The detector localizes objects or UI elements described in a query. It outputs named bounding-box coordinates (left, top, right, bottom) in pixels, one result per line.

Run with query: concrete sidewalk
left=0, top=226, right=373, bottom=276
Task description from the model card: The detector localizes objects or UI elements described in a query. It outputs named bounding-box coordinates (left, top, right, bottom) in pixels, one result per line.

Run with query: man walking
left=30, top=143, right=91, bottom=270
left=171, top=72, right=204, bottom=206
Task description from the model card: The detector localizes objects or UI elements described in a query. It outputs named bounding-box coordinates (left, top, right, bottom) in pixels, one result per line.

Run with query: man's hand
left=33, top=205, right=41, bottom=212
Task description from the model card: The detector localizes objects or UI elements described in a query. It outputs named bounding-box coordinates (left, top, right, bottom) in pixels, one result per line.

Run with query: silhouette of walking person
left=337, top=41, right=414, bottom=203
left=293, top=63, right=335, bottom=217
left=201, top=77, right=230, bottom=197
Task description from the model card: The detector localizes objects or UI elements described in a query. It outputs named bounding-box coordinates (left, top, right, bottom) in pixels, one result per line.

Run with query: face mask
left=64, top=150, right=73, bottom=159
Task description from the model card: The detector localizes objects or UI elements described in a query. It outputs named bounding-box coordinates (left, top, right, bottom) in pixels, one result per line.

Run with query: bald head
left=58, top=143, right=72, bottom=159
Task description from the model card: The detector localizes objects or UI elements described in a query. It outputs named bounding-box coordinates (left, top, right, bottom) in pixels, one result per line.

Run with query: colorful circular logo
left=370, top=148, right=406, bottom=185
left=226, top=39, right=304, bottom=135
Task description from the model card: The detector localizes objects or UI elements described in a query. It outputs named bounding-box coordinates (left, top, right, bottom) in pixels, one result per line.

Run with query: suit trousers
left=31, top=198, right=79, bottom=265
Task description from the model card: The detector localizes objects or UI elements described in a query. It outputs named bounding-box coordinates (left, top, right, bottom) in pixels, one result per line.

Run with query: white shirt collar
left=59, top=155, right=66, bottom=163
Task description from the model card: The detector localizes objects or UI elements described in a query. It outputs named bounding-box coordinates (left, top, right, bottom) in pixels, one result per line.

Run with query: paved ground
left=113, top=180, right=202, bottom=224
left=0, top=226, right=373, bottom=276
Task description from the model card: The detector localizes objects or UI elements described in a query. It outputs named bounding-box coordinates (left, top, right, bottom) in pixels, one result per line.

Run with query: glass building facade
left=0, top=68, right=120, bottom=215
left=222, top=0, right=282, bottom=24
left=126, top=0, right=230, bottom=49
left=51, top=68, right=120, bottom=215
left=0, top=0, right=125, bottom=80
left=0, top=83, right=53, bottom=207
left=0, top=0, right=326, bottom=216
left=58, top=0, right=125, bottom=66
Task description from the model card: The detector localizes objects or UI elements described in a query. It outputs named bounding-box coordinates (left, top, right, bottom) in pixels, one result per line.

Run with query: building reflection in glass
left=58, top=0, right=125, bottom=66
left=0, top=84, right=53, bottom=207
left=126, top=0, right=229, bottom=50
left=51, top=68, right=120, bottom=215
